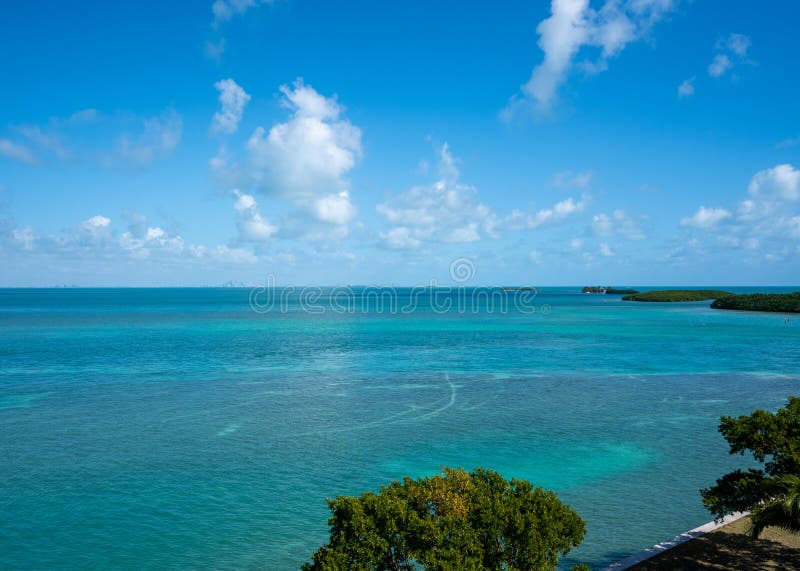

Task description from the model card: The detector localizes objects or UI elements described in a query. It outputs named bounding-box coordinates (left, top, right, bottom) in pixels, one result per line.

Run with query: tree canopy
left=303, top=467, right=586, bottom=571
left=701, top=397, right=800, bottom=537
left=622, top=289, right=732, bottom=302
left=711, top=292, right=800, bottom=313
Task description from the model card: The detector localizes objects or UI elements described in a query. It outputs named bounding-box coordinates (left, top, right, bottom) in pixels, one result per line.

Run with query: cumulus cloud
left=599, top=242, right=614, bottom=256
left=245, top=79, right=361, bottom=229
left=232, top=189, right=277, bottom=241
left=676, top=163, right=800, bottom=264
left=119, top=108, right=183, bottom=165
left=211, top=79, right=251, bottom=134
left=1, top=211, right=260, bottom=285
left=0, top=139, right=39, bottom=166
left=747, top=164, right=800, bottom=202
left=120, top=225, right=185, bottom=259
left=680, top=206, right=732, bottom=229
left=80, top=215, right=112, bottom=241
left=677, top=76, right=695, bottom=98
left=377, top=143, right=498, bottom=249
left=504, top=0, right=675, bottom=115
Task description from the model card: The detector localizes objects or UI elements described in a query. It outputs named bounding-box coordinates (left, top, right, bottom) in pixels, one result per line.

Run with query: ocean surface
left=1, top=286, right=799, bottom=570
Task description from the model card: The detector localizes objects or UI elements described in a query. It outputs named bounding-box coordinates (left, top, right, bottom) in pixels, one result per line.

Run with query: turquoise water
left=1, top=287, right=799, bottom=569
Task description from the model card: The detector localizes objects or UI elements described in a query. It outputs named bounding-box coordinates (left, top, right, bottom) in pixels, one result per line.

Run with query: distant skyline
left=1, top=0, right=799, bottom=286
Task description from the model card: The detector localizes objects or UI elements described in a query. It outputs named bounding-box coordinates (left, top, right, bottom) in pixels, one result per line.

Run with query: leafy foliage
left=622, top=289, right=732, bottom=302
left=701, top=397, right=800, bottom=537
left=711, top=292, right=800, bottom=313
left=750, top=475, right=800, bottom=538
left=303, top=467, right=586, bottom=571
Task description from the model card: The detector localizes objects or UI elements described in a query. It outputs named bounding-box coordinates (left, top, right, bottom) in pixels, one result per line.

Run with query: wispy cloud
left=0, top=139, right=39, bottom=166
left=680, top=206, right=731, bottom=229
left=211, top=79, right=251, bottom=134
left=212, top=0, right=272, bottom=27
left=118, top=108, right=183, bottom=165
left=208, top=0, right=273, bottom=60
left=504, top=0, right=675, bottom=118
left=553, top=170, right=593, bottom=189
left=708, top=33, right=751, bottom=78
left=677, top=76, right=695, bottom=98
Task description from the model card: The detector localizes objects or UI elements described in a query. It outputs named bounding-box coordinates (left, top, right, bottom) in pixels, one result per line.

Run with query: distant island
left=622, top=290, right=732, bottom=302
left=582, top=286, right=640, bottom=295
left=621, top=290, right=800, bottom=313
left=711, top=292, right=800, bottom=313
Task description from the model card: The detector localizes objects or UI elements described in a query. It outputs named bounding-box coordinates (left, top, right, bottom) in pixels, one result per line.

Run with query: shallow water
left=1, top=287, right=799, bottom=569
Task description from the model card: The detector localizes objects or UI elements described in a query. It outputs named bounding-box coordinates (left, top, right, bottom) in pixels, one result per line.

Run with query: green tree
left=303, top=467, right=586, bottom=571
left=750, top=475, right=800, bottom=538
left=701, top=397, right=800, bottom=537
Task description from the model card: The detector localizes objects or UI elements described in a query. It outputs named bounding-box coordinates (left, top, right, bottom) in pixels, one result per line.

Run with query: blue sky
left=1, top=0, right=799, bottom=286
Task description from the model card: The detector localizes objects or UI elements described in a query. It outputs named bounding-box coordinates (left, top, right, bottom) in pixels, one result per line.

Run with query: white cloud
left=708, top=54, right=732, bottom=78
left=717, top=33, right=751, bottom=57
left=210, top=145, right=227, bottom=171
left=208, top=244, right=258, bottom=264
left=505, top=0, right=675, bottom=115
left=212, top=0, right=271, bottom=26
left=676, top=163, right=800, bottom=264
left=246, top=79, right=361, bottom=228
left=507, top=196, right=587, bottom=229
left=119, top=108, right=183, bottom=165
left=4, top=108, right=179, bottom=168
left=380, top=227, right=422, bottom=250
left=80, top=215, right=112, bottom=241
left=592, top=209, right=645, bottom=239
left=747, top=164, right=800, bottom=202
left=553, top=170, right=593, bottom=189
left=377, top=143, right=498, bottom=249
left=12, top=227, right=36, bottom=250
left=3, top=212, right=260, bottom=274
left=17, top=125, right=70, bottom=160
left=776, top=135, right=800, bottom=149
left=232, top=189, right=277, bottom=241
left=680, top=206, right=732, bottom=229
left=205, top=38, right=226, bottom=61
left=0, top=139, right=39, bottom=166
left=211, top=79, right=251, bottom=134
left=709, top=33, right=751, bottom=78
left=120, top=225, right=185, bottom=258
left=529, top=249, right=543, bottom=264
left=312, top=191, right=357, bottom=225
left=599, top=242, right=614, bottom=256
left=677, top=76, right=695, bottom=98
left=82, top=215, right=111, bottom=229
